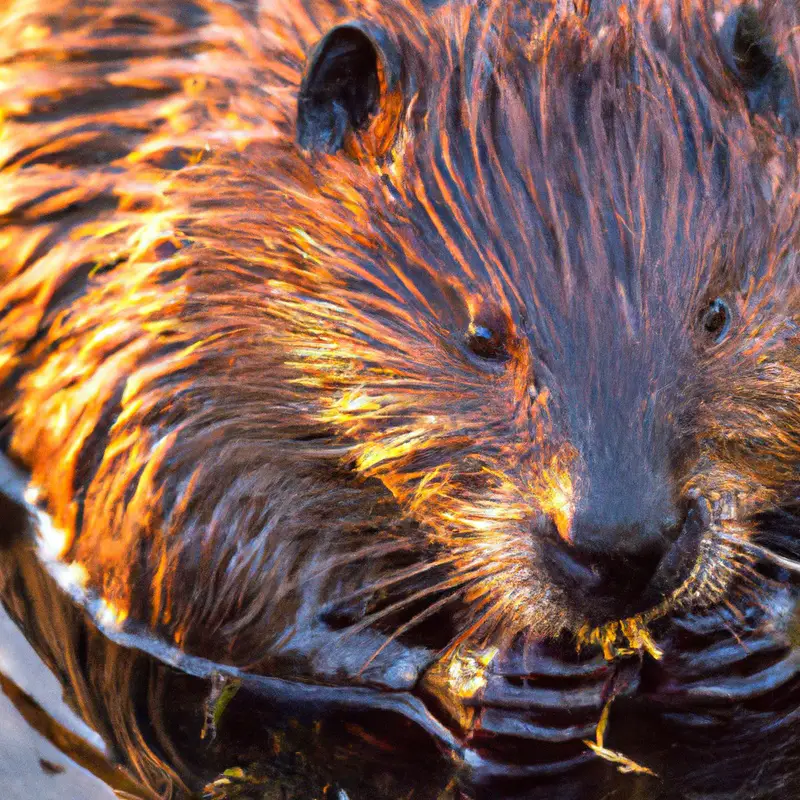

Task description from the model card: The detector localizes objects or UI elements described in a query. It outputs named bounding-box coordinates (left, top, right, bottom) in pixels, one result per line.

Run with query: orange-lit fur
left=0, top=0, right=799, bottom=738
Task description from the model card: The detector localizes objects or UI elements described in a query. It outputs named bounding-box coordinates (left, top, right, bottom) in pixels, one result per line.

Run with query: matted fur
left=1, top=0, right=800, bottom=797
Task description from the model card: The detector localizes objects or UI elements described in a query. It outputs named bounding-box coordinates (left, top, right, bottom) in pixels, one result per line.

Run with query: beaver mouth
left=543, top=496, right=738, bottom=645
left=575, top=504, right=707, bottom=624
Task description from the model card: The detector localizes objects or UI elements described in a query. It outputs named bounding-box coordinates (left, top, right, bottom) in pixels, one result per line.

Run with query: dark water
left=3, top=592, right=800, bottom=800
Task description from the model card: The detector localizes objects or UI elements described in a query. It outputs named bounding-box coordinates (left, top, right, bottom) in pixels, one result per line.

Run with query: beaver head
left=3, top=0, right=800, bottom=674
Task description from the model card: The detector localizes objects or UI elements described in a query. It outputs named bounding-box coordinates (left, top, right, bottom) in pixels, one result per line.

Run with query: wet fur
left=1, top=0, right=800, bottom=797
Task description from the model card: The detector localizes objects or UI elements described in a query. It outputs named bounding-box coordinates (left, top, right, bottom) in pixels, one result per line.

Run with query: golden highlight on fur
left=1, top=0, right=800, bottom=662
left=1, top=0, right=800, bottom=794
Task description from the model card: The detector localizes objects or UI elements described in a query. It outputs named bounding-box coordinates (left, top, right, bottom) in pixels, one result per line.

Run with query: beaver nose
left=569, top=508, right=683, bottom=561
left=545, top=506, right=686, bottom=620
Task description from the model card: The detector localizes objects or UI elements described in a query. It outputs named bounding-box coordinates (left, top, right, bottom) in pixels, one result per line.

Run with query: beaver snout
left=542, top=497, right=705, bottom=623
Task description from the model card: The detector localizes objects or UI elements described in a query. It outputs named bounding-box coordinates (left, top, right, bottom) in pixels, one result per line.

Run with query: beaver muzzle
left=543, top=497, right=707, bottom=624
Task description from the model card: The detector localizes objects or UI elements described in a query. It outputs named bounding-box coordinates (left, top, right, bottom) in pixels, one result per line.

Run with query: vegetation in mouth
left=577, top=521, right=750, bottom=661
left=0, top=0, right=799, bottom=797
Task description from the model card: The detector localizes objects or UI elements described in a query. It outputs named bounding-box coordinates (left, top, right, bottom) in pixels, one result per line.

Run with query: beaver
left=1, top=0, right=800, bottom=797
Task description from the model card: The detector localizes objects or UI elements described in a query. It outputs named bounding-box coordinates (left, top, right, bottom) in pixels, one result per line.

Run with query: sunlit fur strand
left=174, top=0, right=800, bottom=642
left=0, top=0, right=799, bottom=692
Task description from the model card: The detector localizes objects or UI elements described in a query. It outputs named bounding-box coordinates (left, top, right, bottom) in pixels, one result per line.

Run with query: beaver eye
left=466, top=323, right=507, bottom=361
left=701, top=298, right=732, bottom=342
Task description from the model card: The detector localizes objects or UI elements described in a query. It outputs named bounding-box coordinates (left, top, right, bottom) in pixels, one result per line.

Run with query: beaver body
left=1, top=0, right=800, bottom=797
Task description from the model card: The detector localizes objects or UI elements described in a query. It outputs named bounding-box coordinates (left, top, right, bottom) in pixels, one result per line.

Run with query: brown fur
left=1, top=0, right=800, bottom=797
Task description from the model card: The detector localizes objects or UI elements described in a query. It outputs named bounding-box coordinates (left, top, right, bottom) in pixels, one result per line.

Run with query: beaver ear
left=720, top=4, right=799, bottom=133
left=297, top=22, right=403, bottom=157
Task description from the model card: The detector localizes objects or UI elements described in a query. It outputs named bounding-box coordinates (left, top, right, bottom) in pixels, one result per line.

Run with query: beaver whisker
left=3, top=0, right=800, bottom=795
left=576, top=529, right=756, bottom=657
left=724, top=564, right=776, bottom=615
left=720, top=596, right=748, bottom=625
left=322, top=554, right=463, bottom=610
left=735, top=557, right=789, bottom=590
left=728, top=539, right=800, bottom=577
left=714, top=599, right=751, bottom=648
left=750, top=542, right=800, bottom=575
left=343, top=566, right=506, bottom=641
left=272, top=539, right=416, bottom=600
left=729, top=583, right=774, bottom=618
left=440, top=595, right=511, bottom=661
left=357, top=584, right=481, bottom=675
